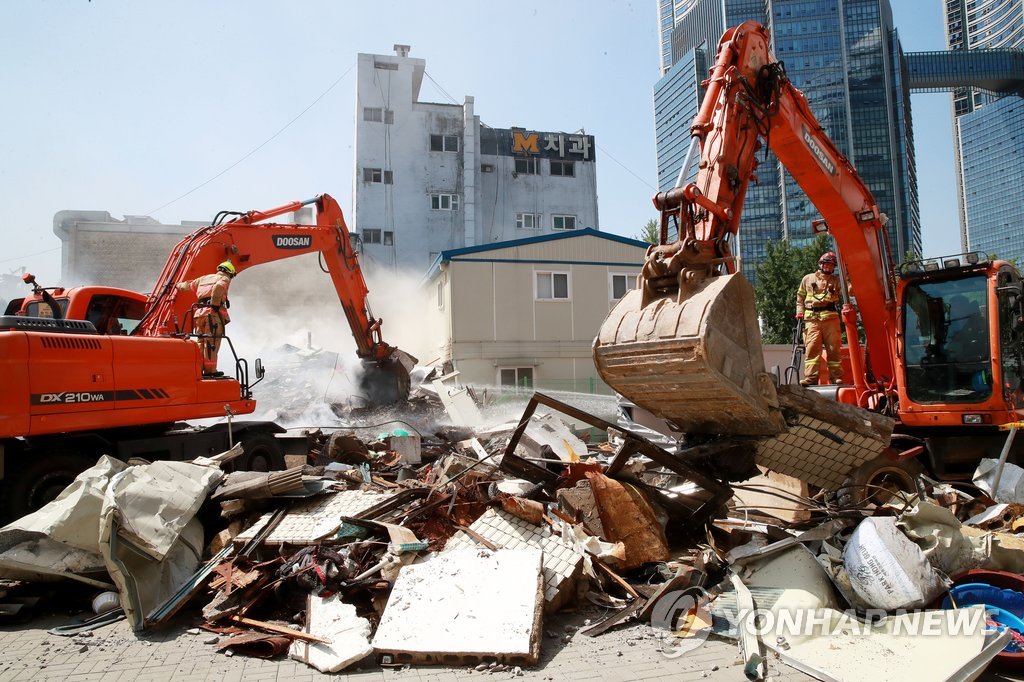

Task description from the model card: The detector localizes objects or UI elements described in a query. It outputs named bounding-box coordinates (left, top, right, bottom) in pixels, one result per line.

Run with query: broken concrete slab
left=443, top=508, right=585, bottom=611
left=372, top=549, right=543, bottom=667
left=233, top=489, right=395, bottom=546
left=289, top=593, right=373, bottom=673
left=754, top=385, right=894, bottom=490
left=731, top=469, right=811, bottom=523
left=388, top=434, right=421, bottom=465
left=556, top=480, right=606, bottom=537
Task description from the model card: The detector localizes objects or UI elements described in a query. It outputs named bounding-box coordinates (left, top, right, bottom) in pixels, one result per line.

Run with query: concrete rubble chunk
left=556, top=479, right=605, bottom=537
left=289, top=593, right=373, bottom=673
left=443, top=508, right=585, bottom=611
left=389, top=434, right=422, bottom=464
left=372, top=549, right=543, bottom=666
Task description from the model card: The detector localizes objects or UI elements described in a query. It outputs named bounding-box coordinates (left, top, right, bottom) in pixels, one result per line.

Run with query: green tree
left=636, top=218, right=659, bottom=245
left=754, top=235, right=831, bottom=344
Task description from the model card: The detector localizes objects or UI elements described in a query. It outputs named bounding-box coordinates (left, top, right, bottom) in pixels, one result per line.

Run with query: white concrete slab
left=372, top=548, right=543, bottom=666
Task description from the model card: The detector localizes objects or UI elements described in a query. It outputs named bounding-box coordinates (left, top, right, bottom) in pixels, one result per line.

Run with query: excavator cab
left=901, top=271, right=992, bottom=404
left=899, top=254, right=1024, bottom=421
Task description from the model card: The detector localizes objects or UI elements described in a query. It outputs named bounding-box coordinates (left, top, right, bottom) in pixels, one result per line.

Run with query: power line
left=423, top=71, right=461, bottom=105
left=596, top=143, right=656, bottom=191
left=145, top=62, right=357, bottom=217
left=0, top=246, right=60, bottom=264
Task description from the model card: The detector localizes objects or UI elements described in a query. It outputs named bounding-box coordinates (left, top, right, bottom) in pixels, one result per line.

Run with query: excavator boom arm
left=595, top=21, right=896, bottom=435
left=682, top=22, right=894, bottom=380
left=138, top=194, right=392, bottom=362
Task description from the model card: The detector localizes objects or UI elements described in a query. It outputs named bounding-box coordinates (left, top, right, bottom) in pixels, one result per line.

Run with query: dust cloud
left=223, top=254, right=446, bottom=427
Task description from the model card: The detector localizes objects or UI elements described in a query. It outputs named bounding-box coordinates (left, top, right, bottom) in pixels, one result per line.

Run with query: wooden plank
left=229, top=615, right=330, bottom=644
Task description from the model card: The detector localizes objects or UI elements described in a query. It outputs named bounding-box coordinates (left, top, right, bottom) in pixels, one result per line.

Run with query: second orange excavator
left=0, top=193, right=414, bottom=519
left=594, top=22, right=1024, bottom=489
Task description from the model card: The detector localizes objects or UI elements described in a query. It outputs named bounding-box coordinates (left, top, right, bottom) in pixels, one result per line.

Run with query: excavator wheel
left=837, top=455, right=925, bottom=508
left=1, top=450, right=95, bottom=523
left=235, top=431, right=285, bottom=472
left=593, top=273, right=786, bottom=436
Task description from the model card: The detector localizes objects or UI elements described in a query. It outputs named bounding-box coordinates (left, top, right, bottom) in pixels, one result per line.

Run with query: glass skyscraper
left=944, top=0, right=1024, bottom=262
left=655, top=0, right=920, bottom=283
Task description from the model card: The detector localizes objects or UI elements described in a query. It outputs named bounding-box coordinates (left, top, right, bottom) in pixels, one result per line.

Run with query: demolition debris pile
left=2, top=381, right=1024, bottom=680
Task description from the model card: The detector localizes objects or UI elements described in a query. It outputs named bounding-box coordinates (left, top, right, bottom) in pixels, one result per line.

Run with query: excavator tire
left=593, top=273, right=786, bottom=436
left=235, top=431, right=285, bottom=472
left=837, top=455, right=924, bottom=508
left=1, top=450, right=95, bottom=523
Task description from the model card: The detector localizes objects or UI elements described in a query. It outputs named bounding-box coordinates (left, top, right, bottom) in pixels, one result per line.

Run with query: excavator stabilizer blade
left=593, top=273, right=786, bottom=436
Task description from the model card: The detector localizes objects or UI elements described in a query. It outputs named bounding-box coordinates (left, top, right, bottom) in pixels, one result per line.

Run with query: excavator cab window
left=23, top=298, right=68, bottom=319
left=903, top=274, right=992, bottom=404
left=83, top=294, right=146, bottom=335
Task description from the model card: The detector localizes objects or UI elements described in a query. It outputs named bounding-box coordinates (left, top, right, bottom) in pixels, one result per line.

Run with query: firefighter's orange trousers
left=194, top=313, right=225, bottom=376
left=803, top=317, right=842, bottom=383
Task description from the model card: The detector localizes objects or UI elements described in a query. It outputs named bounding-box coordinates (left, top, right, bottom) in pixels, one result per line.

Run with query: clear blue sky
left=0, top=1, right=960, bottom=284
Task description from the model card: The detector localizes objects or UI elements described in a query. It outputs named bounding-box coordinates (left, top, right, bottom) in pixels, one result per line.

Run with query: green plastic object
left=336, top=522, right=369, bottom=539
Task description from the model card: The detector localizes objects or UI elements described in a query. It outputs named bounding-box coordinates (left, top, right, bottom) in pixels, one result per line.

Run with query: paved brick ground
left=0, top=599, right=813, bottom=682
left=0, top=597, right=1020, bottom=681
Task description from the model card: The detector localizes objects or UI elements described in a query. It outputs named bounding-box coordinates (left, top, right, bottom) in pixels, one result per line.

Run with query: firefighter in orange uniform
left=176, top=261, right=236, bottom=376
left=795, top=252, right=842, bottom=385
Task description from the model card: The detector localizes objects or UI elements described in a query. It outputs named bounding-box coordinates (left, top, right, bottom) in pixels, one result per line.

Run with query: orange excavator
left=594, top=22, right=1024, bottom=491
left=0, top=193, right=414, bottom=519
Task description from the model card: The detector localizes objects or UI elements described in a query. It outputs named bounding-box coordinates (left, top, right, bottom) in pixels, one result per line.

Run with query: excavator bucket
left=359, top=348, right=418, bottom=406
left=593, top=272, right=787, bottom=436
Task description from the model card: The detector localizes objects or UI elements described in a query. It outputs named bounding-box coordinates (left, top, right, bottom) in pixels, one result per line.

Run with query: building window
left=437, top=281, right=444, bottom=310
left=374, top=61, right=398, bottom=71
left=536, top=271, right=569, bottom=300
left=550, top=160, right=575, bottom=177
left=362, top=229, right=382, bottom=244
left=363, top=168, right=393, bottom=184
left=515, top=157, right=539, bottom=175
left=430, top=134, right=459, bottom=152
left=481, top=163, right=495, bottom=173
left=363, top=107, right=393, bottom=123
left=431, top=194, right=459, bottom=211
left=610, top=273, right=637, bottom=300
left=499, top=367, right=534, bottom=390
left=552, top=215, right=577, bottom=230
left=516, top=213, right=541, bottom=229
left=383, top=231, right=394, bottom=246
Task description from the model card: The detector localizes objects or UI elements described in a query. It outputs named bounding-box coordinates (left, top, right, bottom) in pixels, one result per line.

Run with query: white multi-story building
left=354, top=45, right=600, bottom=273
